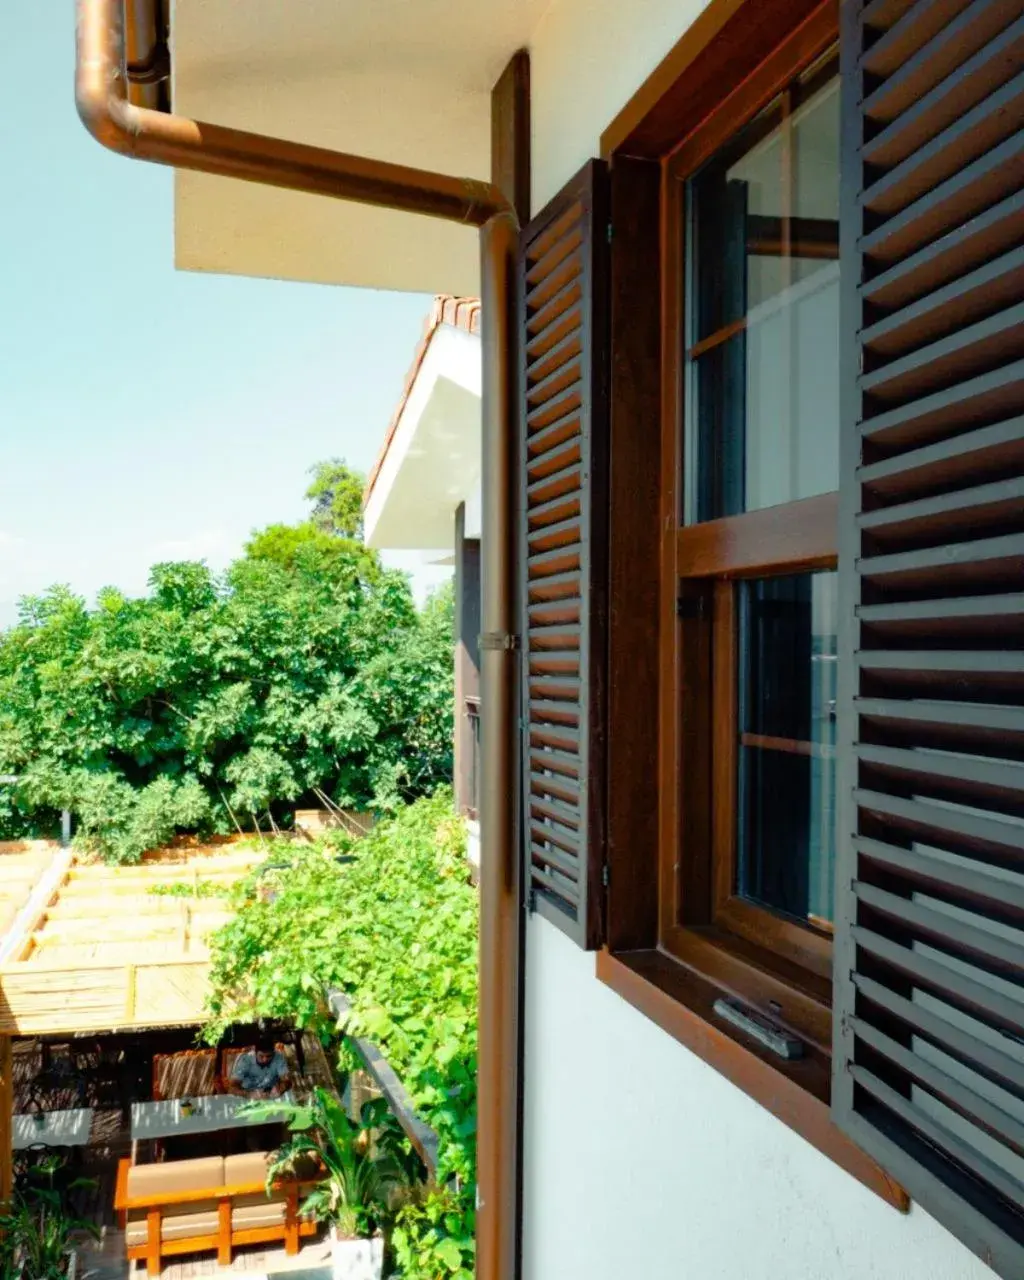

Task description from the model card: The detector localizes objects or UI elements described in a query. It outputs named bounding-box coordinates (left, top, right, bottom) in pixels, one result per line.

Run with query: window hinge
left=606, top=221, right=613, bottom=244
left=601, top=864, right=609, bottom=888
left=677, top=593, right=706, bottom=620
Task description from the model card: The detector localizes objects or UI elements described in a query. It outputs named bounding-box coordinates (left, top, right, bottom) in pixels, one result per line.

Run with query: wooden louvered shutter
left=832, top=0, right=1024, bottom=1273
left=518, top=160, right=610, bottom=949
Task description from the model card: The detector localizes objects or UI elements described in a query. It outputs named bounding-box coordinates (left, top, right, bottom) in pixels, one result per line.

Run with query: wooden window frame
left=597, top=0, right=909, bottom=1211
left=661, top=7, right=840, bottom=1045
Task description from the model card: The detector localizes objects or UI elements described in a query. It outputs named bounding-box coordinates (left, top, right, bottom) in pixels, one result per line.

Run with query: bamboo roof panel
left=0, top=841, right=264, bottom=1035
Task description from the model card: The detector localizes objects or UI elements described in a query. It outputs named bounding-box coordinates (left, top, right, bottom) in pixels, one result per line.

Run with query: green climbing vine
left=203, top=791, right=478, bottom=1278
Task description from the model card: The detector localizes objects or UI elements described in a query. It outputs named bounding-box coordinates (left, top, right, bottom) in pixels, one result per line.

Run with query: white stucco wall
left=530, top=0, right=712, bottom=211
left=523, top=917, right=992, bottom=1280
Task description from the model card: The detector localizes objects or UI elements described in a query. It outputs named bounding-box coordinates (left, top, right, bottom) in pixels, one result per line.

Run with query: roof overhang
left=171, top=0, right=545, bottom=294
left=364, top=299, right=482, bottom=554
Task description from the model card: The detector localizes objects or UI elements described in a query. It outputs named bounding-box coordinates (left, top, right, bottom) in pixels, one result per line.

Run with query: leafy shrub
left=204, top=792, right=477, bottom=1278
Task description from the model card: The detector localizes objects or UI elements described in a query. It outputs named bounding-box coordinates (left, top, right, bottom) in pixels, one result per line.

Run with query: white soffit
left=171, top=0, right=547, bottom=293
left=364, top=325, right=482, bottom=553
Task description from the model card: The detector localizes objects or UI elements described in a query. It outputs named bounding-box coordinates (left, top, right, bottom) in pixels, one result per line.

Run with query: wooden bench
left=114, top=1152, right=318, bottom=1276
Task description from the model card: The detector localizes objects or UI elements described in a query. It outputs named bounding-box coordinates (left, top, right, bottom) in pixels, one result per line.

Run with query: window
left=684, top=55, right=840, bottom=523
left=736, top=571, right=837, bottom=927
left=594, top=0, right=1023, bottom=1247
left=663, top=47, right=841, bottom=1045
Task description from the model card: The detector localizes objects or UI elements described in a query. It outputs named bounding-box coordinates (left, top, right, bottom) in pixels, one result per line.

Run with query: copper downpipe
left=124, top=0, right=167, bottom=110
left=76, top=0, right=511, bottom=226
left=74, top=3, right=522, bottom=1277
left=476, top=210, right=521, bottom=1280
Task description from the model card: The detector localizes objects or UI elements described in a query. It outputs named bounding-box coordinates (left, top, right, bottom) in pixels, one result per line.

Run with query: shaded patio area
left=0, top=842, right=341, bottom=1276
left=11, top=1030, right=336, bottom=1280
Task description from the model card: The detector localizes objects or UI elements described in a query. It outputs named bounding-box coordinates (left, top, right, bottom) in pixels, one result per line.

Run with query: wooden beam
left=328, top=989, right=440, bottom=1175
left=0, top=1036, right=12, bottom=1209
left=0, top=847, right=73, bottom=966
left=477, top=48, right=530, bottom=1280
left=125, top=964, right=137, bottom=1023
left=490, top=48, right=530, bottom=225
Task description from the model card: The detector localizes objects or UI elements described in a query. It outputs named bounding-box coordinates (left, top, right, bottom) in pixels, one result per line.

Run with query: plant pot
left=329, top=1226, right=384, bottom=1280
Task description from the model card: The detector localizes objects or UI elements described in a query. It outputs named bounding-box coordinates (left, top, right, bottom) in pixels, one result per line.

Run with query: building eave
left=364, top=296, right=482, bottom=552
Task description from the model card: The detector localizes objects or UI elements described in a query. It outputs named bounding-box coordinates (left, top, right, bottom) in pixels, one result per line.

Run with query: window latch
left=713, top=998, right=804, bottom=1061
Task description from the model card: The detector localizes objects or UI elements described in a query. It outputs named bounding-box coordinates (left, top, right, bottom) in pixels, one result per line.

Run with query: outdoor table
left=13, top=1107, right=93, bottom=1151
left=130, top=1091, right=293, bottom=1161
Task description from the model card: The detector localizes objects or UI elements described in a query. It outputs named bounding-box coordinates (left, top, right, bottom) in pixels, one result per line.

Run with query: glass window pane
left=737, top=571, right=837, bottom=926
left=685, top=55, right=840, bottom=522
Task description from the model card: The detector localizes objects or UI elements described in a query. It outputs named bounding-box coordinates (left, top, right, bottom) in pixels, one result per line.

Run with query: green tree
left=305, top=458, right=366, bottom=539
left=0, top=530, right=453, bottom=862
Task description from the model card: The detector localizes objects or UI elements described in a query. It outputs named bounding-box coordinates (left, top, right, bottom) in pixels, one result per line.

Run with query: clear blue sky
left=0, top=5, right=444, bottom=627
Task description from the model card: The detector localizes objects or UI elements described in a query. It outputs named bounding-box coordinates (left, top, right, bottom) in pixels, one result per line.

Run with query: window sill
left=596, top=947, right=909, bottom=1212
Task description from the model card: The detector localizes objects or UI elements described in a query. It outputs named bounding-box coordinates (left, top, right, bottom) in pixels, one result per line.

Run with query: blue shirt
left=230, top=1049, right=289, bottom=1094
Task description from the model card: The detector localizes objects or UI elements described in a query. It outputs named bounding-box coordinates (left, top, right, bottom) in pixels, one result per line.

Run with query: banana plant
left=244, top=1085, right=412, bottom=1239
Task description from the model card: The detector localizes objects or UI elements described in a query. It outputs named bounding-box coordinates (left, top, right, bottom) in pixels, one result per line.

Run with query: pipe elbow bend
left=76, top=83, right=138, bottom=158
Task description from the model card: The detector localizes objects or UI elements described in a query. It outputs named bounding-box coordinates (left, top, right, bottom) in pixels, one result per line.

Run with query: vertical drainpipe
left=477, top=209, right=521, bottom=1280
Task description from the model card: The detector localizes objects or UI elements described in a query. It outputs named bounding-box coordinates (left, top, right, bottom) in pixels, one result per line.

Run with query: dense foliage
left=0, top=463, right=454, bottom=862
left=204, top=793, right=478, bottom=1279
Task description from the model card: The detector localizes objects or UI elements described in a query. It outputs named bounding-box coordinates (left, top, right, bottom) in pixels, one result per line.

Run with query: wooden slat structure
left=0, top=844, right=263, bottom=1036
left=0, top=843, right=61, bottom=951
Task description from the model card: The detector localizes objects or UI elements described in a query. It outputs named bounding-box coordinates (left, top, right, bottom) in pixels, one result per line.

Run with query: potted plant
left=245, top=1086, right=413, bottom=1280
left=0, top=1155, right=98, bottom=1280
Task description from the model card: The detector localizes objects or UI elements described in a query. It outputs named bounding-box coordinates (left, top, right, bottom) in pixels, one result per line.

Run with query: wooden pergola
left=0, top=843, right=264, bottom=1035
left=0, top=842, right=265, bottom=1204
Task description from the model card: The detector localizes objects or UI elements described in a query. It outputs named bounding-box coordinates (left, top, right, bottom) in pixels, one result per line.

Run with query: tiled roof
left=364, top=295, right=481, bottom=506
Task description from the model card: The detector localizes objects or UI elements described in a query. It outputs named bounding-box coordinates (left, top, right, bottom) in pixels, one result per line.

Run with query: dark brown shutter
left=833, top=0, right=1024, bottom=1273
left=518, top=160, right=610, bottom=949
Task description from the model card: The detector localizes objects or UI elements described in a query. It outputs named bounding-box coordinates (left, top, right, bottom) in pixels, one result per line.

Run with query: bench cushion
left=126, top=1155, right=224, bottom=1200
left=224, top=1151, right=273, bottom=1187
left=125, top=1209, right=220, bottom=1247
left=233, top=1200, right=288, bottom=1230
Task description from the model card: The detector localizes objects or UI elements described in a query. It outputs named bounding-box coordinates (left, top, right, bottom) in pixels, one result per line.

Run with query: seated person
left=228, top=1036, right=292, bottom=1099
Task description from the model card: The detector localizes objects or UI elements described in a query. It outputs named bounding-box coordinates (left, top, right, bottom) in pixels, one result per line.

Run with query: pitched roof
left=364, top=295, right=481, bottom=507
